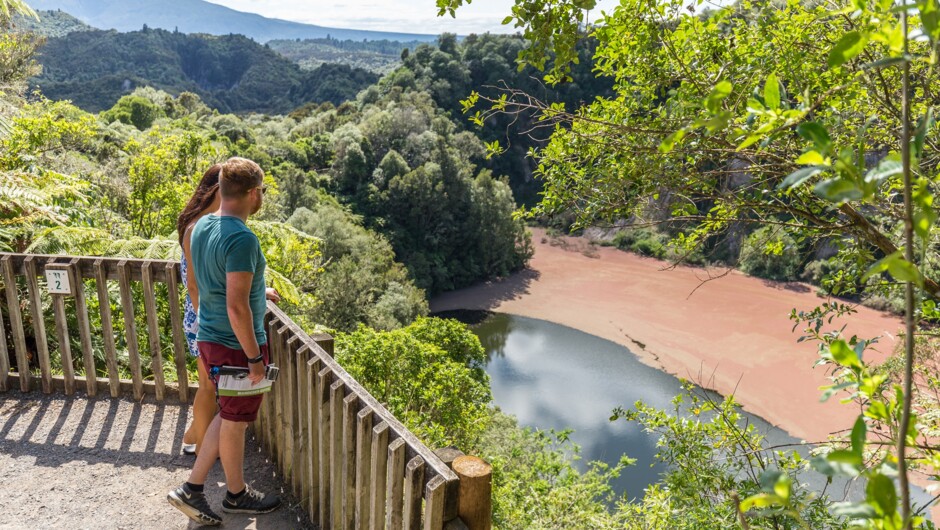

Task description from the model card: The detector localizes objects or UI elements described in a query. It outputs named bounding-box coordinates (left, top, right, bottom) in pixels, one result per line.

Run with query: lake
left=442, top=310, right=931, bottom=511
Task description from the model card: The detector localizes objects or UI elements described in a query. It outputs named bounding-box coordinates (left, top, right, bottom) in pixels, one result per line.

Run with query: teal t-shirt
left=191, top=215, right=267, bottom=349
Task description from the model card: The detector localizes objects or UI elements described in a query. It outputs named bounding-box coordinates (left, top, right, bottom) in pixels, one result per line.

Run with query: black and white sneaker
left=167, top=483, right=222, bottom=526
left=221, top=485, right=281, bottom=514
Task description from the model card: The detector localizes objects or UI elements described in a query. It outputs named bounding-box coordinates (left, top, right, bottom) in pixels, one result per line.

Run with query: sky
left=204, top=0, right=619, bottom=35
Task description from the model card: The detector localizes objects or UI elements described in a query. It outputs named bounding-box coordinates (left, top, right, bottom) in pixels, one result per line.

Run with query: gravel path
left=0, top=390, right=314, bottom=529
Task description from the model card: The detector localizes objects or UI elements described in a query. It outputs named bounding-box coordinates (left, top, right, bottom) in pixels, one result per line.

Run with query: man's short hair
left=219, top=157, right=264, bottom=199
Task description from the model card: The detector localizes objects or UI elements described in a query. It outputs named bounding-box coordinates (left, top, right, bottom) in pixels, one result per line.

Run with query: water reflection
left=447, top=312, right=932, bottom=511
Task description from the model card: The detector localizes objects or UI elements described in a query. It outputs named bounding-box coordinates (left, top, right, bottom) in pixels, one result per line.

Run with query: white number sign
left=45, top=269, right=72, bottom=295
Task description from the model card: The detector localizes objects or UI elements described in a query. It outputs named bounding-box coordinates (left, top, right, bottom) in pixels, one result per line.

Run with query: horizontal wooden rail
left=0, top=252, right=192, bottom=401
left=257, top=302, right=472, bottom=529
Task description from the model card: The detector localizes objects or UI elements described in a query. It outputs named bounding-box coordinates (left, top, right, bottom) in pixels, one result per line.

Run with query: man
left=168, top=157, right=281, bottom=525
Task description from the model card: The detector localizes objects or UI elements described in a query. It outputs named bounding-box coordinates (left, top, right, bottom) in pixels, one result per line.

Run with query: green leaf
left=865, top=401, right=890, bottom=421
left=832, top=502, right=877, bottom=518
left=829, top=340, right=863, bottom=370
left=736, top=134, right=762, bottom=151
left=704, top=80, right=732, bottom=113
left=920, top=0, right=940, bottom=42
left=795, top=150, right=825, bottom=165
left=659, top=129, right=686, bottom=154
left=861, top=56, right=909, bottom=70
left=913, top=109, right=934, bottom=159
left=863, top=252, right=924, bottom=288
left=850, top=416, right=866, bottom=455
left=779, top=165, right=826, bottom=189
left=764, top=73, right=781, bottom=110
left=740, top=493, right=786, bottom=511
left=867, top=473, right=898, bottom=516
left=796, top=122, right=831, bottom=151
left=828, top=449, right=863, bottom=466
left=864, top=153, right=902, bottom=185
left=828, top=31, right=869, bottom=68
left=814, top=178, right=863, bottom=202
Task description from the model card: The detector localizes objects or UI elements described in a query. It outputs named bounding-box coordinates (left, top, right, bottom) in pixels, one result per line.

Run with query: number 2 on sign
left=45, top=269, right=72, bottom=295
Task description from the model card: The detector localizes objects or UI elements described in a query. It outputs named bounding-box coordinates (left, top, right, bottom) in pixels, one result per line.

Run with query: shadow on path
left=0, top=390, right=313, bottom=529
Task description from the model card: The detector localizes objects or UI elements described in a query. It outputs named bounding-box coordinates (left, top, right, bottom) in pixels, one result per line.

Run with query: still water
left=449, top=311, right=932, bottom=510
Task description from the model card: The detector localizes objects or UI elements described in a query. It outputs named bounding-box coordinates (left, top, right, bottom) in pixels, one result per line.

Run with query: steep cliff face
left=32, top=28, right=378, bottom=113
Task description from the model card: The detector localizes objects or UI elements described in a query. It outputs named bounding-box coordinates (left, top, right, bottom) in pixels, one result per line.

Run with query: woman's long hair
left=176, top=164, right=221, bottom=247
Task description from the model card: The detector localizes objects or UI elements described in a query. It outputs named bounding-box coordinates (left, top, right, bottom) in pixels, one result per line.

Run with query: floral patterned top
left=181, top=254, right=199, bottom=357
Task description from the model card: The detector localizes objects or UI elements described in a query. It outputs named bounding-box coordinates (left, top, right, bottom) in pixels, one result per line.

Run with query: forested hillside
left=389, top=33, right=615, bottom=205
left=31, top=27, right=379, bottom=113
left=12, top=8, right=92, bottom=36
left=268, top=37, right=419, bottom=74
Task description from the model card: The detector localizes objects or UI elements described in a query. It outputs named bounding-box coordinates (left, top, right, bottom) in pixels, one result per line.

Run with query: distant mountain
left=33, top=27, right=379, bottom=113
left=26, top=0, right=437, bottom=43
left=12, top=9, right=96, bottom=37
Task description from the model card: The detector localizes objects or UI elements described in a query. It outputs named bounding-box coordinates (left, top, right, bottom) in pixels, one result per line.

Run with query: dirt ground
left=0, top=390, right=314, bottom=529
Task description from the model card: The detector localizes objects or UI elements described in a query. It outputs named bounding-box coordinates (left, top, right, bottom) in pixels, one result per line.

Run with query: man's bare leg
left=188, top=414, right=221, bottom=485
left=219, top=419, right=248, bottom=494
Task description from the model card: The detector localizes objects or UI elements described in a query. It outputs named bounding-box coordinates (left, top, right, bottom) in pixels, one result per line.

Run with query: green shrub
left=738, top=226, right=802, bottom=281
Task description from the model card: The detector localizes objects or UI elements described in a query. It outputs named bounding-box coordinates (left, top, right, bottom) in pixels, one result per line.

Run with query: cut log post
left=312, top=333, right=334, bottom=358
left=452, top=456, right=492, bottom=530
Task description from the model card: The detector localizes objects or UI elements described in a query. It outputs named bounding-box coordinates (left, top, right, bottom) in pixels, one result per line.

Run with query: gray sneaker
left=221, top=485, right=281, bottom=514
left=167, top=483, right=222, bottom=526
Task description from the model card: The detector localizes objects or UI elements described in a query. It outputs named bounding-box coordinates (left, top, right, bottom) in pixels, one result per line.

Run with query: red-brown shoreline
left=431, top=227, right=902, bottom=443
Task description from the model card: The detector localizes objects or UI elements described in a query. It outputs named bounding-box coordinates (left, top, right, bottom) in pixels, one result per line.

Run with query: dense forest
left=31, top=27, right=380, bottom=113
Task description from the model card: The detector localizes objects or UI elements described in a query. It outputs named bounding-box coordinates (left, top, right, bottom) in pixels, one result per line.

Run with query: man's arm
left=226, top=271, right=264, bottom=383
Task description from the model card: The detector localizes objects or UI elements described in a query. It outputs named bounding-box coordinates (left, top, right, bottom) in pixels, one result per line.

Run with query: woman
left=177, top=165, right=222, bottom=455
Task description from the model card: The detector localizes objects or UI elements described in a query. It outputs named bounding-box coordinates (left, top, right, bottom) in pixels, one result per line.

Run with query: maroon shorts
left=198, top=341, right=269, bottom=423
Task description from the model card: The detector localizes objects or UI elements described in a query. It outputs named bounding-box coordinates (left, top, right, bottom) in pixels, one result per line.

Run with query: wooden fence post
left=453, top=456, right=492, bottom=530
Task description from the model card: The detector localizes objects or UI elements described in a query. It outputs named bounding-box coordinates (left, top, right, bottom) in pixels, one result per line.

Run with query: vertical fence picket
left=342, top=394, right=359, bottom=530
left=370, top=422, right=390, bottom=530
left=23, top=257, right=51, bottom=393
left=330, top=380, right=345, bottom=530
left=386, top=438, right=406, bottom=530
left=294, top=344, right=311, bottom=513
left=423, top=476, right=446, bottom=530
left=94, top=259, right=121, bottom=397
left=356, top=408, right=374, bottom=530
left=278, top=326, right=296, bottom=489
left=69, top=261, right=96, bottom=396
left=318, top=367, right=333, bottom=530
left=141, top=261, right=164, bottom=400
left=117, top=260, right=143, bottom=400
left=403, top=456, right=425, bottom=530
left=1, top=256, right=29, bottom=392
left=308, top=356, right=322, bottom=521
left=164, top=261, right=188, bottom=402
left=0, top=276, right=8, bottom=392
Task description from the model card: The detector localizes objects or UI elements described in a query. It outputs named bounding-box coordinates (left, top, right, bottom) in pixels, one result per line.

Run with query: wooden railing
left=0, top=252, right=489, bottom=530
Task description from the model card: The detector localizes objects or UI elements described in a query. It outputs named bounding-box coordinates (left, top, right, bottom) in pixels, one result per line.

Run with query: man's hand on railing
left=265, top=288, right=281, bottom=304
